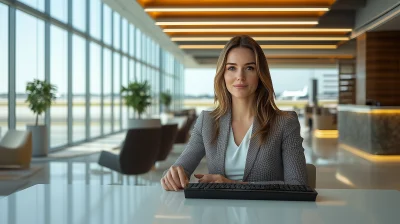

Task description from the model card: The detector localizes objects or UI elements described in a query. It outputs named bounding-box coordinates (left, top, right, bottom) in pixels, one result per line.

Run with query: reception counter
left=338, top=105, right=400, bottom=155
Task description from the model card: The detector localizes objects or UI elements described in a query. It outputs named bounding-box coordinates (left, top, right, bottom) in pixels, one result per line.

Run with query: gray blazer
left=170, top=110, right=308, bottom=185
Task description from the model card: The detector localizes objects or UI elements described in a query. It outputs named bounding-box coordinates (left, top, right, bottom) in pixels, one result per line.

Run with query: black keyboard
left=184, top=183, right=318, bottom=201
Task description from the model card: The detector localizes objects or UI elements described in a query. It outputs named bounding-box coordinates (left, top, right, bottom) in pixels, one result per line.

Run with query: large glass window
left=3, top=2, right=183, bottom=149
left=0, top=3, right=8, bottom=138
left=150, top=40, right=155, bottom=66
left=128, top=59, right=135, bottom=118
left=129, top=24, right=135, bottom=57
left=103, top=48, right=112, bottom=134
left=122, top=18, right=128, bottom=53
left=16, top=10, right=45, bottom=130
left=155, top=44, right=160, bottom=67
left=121, top=56, right=128, bottom=129
left=113, top=53, right=120, bottom=131
left=113, top=12, right=120, bottom=50
left=90, top=42, right=101, bottom=138
left=135, top=29, right=141, bottom=60
left=143, top=35, right=147, bottom=63
left=90, top=0, right=101, bottom=40
left=72, top=0, right=86, bottom=32
left=51, top=0, right=68, bottom=23
left=129, top=59, right=135, bottom=82
left=19, top=0, right=44, bottom=12
left=135, top=62, right=141, bottom=83
left=50, top=25, right=68, bottom=147
left=103, top=4, right=112, bottom=45
left=72, top=35, right=86, bottom=142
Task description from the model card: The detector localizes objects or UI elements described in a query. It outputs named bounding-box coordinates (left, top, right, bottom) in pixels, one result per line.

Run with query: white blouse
left=225, top=124, right=253, bottom=181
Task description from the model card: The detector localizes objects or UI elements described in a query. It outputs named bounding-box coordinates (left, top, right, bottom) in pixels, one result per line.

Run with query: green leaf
left=25, top=79, right=57, bottom=124
left=121, top=81, right=152, bottom=118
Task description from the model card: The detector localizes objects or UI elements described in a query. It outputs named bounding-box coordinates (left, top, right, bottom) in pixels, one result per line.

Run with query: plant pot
left=26, top=125, right=48, bottom=157
left=128, top=119, right=161, bottom=129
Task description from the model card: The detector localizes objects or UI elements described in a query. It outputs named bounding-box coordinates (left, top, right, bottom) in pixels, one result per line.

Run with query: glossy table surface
left=0, top=184, right=399, bottom=224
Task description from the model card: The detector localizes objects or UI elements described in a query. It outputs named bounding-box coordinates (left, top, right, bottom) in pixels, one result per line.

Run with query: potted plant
left=160, top=91, right=172, bottom=113
left=26, top=79, right=57, bottom=157
left=121, top=81, right=160, bottom=128
left=159, top=90, right=174, bottom=124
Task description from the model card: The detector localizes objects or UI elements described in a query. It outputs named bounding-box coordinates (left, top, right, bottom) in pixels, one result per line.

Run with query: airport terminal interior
left=0, top=0, right=400, bottom=223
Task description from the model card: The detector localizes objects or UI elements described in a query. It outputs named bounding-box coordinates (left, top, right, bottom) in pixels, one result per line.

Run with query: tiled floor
left=1, top=118, right=400, bottom=197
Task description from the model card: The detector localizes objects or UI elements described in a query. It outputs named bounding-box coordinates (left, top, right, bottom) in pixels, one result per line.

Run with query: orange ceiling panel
left=135, top=0, right=355, bottom=64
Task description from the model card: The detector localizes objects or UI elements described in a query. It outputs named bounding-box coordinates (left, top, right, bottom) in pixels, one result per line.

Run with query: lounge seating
left=157, top=124, right=178, bottom=161
left=98, top=128, right=161, bottom=175
left=174, top=115, right=196, bottom=144
left=0, top=130, right=32, bottom=169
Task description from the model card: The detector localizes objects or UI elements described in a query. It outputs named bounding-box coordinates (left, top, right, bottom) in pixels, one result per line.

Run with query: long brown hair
left=210, top=35, right=283, bottom=143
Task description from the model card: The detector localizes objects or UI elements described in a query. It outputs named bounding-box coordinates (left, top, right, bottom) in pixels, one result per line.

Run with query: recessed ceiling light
left=156, top=21, right=319, bottom=26
left=179, top=45, right=337, bottom=49
left=171, top=37, right=350, bottom=41
left=145, top=7, right=330, bottom=12
left=164, top=28, right=352, bottom=33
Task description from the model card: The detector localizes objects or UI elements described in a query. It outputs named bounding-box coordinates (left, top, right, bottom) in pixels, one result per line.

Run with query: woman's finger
left=167, top=171, right=179, bottom=191
left=177, top=167, right=189, bottom=188
left=170, top=167, right=183, bottom=188
left=161, top=178, right=169, bottom=190
left=163, top=177, right=175, bottom=191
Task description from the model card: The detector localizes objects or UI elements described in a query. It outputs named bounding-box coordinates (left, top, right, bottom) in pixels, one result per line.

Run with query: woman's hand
left=194, top=174, right=236, bottom=183
left=161, top=166, right=189, bottom=191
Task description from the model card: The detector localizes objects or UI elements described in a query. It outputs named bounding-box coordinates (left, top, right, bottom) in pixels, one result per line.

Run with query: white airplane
left=278, top=86, right=309, bottom=101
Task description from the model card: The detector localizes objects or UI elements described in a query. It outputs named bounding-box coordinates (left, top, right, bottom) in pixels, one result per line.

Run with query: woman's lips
left=233, top=84, right=248, bottom=88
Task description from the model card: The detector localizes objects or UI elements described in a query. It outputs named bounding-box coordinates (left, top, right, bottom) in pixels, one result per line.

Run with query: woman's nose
left=236, top=69, right=245, bottom=80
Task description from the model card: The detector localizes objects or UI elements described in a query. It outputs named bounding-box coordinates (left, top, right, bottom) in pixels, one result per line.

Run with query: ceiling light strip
left=156, top=21, right=318, bottom=25
left=164, top=28, right=352, bottom=32
left=171, top=37, right=350, bottom=41
left=145, top=8, right=330, bottom=12
left=179, top=45, right=337, bottom=49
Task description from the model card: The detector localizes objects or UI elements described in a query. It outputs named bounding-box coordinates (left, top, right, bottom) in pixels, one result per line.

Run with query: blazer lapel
left=216, top=110, right=231, bottom=176
left=243, top=118, right=262, bottom=181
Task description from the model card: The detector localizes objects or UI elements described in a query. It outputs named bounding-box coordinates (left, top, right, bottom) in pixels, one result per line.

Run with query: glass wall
left=103, top=48, right=112, bottom=134
left=90, top=42, right=101, bottom=138
left=51, top=0, right=67, bottom=23
left=15, top=10, right=45, bottom=130
left=89, top=0, right=100, bottom=39
left=19, top=0, right=44, bottom=12
left=50, top=25, right=68, bottom=147
left=72, top=35, right=86, bottom=142
left=0, top=3, right=8, bottom=138
left=113, top=52, right=120, bottom=131
left=2, top=0, right=184, bottom=151
left=121, top=56, right=128, bottom=130
left=72, top=0, right=86, bottom=32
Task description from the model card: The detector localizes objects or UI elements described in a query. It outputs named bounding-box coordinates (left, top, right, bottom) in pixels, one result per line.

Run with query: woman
left=161, top=35, right=307, bottom=191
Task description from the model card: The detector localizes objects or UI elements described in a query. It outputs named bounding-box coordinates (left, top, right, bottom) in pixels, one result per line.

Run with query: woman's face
left=224, top=47, right=259, bottom=100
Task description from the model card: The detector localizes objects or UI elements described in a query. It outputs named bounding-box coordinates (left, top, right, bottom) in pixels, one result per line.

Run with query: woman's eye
left=227, top=67, right=235, bottom=71
left=247, top=67, right=255, bottom=71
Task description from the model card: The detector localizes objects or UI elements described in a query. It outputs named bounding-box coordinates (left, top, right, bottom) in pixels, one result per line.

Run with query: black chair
left=174, top=115, right=196, bottom=144
left=157, top=124, right=178, bottom=161
left=98, top=128, right=162, bottom=175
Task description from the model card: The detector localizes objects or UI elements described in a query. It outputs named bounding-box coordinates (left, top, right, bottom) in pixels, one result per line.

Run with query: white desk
left=0, top=184, right=399, bottom=224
